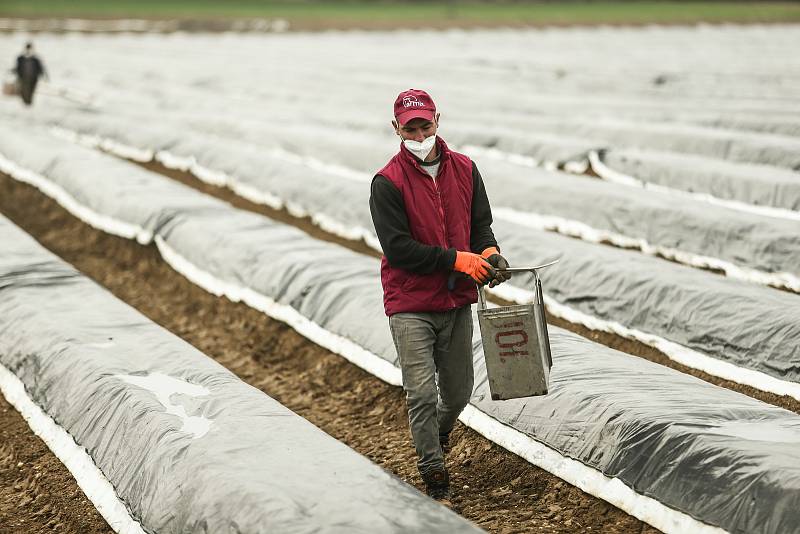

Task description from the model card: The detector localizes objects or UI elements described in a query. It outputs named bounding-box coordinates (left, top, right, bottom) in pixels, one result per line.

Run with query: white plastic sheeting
left=0, top=363, right=147, bottom=534
left=1, top=24, right=799, bottom=247
left=0, top=214, right=480, bottom=534
left=475, top=158, right=800, bottom=282
left=1, top=122, right=798, bottom=396
left=4, top=131, right=800, bottom=534
left=460, top=116, right=800, bottom=170
left=4, top=98, right=799, bottom=291
left=2, top=26, right=799, bottom=167
left=589, top=150, right=800, bottom=224
left=597, top=148, right=800, bottom=213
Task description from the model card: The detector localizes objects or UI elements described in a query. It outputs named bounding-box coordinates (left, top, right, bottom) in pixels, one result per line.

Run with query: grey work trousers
left=389, top=305, right=475, bottom=473
left=19, top=77, right=37, bottom=106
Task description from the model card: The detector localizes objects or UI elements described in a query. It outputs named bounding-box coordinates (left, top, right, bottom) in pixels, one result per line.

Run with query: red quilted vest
left=378, top=137, right=477, bottom=315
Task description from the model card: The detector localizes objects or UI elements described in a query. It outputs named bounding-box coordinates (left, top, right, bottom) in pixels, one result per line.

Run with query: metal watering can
left=477, top=260, right=558, bottom=401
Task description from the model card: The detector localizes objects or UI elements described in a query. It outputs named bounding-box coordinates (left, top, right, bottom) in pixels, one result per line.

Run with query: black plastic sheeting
left=0, top=215, right=481, bottom=534
left=1, top=122, right=798, bottom=386
left=2, top=132, right=800, bottom=533
left=598, top=148, right=800, bottom=212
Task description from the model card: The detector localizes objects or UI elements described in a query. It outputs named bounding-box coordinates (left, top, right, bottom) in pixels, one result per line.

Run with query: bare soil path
left=0, top=393, right=112, bottom=534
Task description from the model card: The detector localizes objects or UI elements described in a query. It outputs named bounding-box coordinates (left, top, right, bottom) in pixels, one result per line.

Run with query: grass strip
left=2, top=1, right=800, bottom=26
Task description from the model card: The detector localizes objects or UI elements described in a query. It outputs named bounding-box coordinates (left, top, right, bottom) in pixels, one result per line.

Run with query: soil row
left=0, top=172, right=661, bottom=533
left=0, top=393, right=112, bottom=534
left=3, top=17, right=792, bottom=34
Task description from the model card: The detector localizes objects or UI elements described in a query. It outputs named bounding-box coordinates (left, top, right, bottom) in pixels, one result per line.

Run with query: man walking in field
left=13, top=42, right=47, bottom=106
left=369, top=89, right=510, bottom=504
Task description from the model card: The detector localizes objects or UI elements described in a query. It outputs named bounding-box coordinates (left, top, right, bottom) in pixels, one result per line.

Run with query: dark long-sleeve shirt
left=369, top=160, right=497, bottom=275
left=15, top=55, right=46, bottom=81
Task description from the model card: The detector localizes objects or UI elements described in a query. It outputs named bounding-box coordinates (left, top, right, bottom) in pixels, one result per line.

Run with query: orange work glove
left=481, top=247, right=511, bottom=288
left=454, top=251, right=495, bottom=285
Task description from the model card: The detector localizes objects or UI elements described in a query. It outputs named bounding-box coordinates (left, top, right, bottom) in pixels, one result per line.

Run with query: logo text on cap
left=403, top=95, right=425, bottom=108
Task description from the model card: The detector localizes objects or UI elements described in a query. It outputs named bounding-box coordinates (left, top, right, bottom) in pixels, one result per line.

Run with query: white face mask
left=403, top=135, right=436, bottom=160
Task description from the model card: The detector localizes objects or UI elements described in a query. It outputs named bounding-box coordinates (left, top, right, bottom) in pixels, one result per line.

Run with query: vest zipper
left=431, top=173, right=456, bottom=307
left=430, top=176, right=447, bottom=246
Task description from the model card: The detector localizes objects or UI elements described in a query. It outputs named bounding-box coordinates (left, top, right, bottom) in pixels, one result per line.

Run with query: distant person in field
left=13, top=42, right=47, bottom=106
left=369, top=89, right=511, bottom=505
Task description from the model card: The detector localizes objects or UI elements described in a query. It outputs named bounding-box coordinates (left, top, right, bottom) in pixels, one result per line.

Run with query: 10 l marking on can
left=495, top=321, right=529, bottom=357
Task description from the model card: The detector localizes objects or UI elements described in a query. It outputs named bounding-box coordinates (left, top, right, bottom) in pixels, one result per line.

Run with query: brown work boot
left=421, top=465, right=450, bottom=502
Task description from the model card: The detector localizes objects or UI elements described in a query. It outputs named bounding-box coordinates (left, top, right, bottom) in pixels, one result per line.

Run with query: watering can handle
left=477, top=259, right=559, bottom=311
left=494, top=259, right=560, bottom=274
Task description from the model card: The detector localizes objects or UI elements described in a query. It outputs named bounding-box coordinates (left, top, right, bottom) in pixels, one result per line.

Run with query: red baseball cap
left=394, top=89, right=436, bottom=125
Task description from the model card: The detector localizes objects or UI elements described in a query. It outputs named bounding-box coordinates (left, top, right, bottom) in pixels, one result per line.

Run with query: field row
left=1, top=25, right=798, bottom=533
left=1, top=119, right=799, bottom=533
